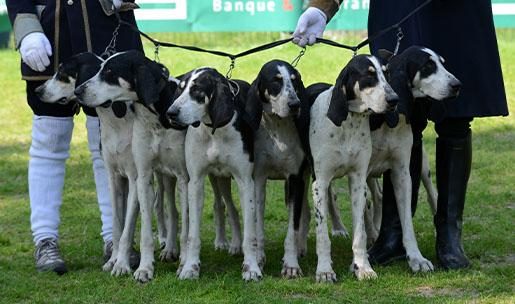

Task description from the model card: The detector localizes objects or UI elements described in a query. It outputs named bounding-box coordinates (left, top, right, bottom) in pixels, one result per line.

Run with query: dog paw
left=407, top=255, right=434, bottom=273
left=159, top=247, right=179, bottom=262
left=242, top=263, right=262, bottom=282
left=351, top=263, right=377, bottom=281
left=134, top=266, right=154, bottom=283
left=228, top=244, right=242, bottom=256
left=331, top=228, right=350, bottom=238
left=316, top=271, right=337, bottom=283
left=178, top=263, right=200, bottom=280
left=281, top=264, right=303, bottom=279
left=111, top=260, right=132, bottom=277
left=102, top=259, right=116, bottom=272
left=214, top=239, right=229, bottom=251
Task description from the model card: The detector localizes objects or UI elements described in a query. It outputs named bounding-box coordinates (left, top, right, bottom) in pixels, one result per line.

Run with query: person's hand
left=292, top=7, right=327, bottom=47
left=19, top=32, right=52, bottom=72
left=112, top=0, right=122, bottom=9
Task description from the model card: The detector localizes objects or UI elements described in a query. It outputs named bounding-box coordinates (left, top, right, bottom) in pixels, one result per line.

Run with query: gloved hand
left=19, top=32, right=52, bottom=72
left=292, top=7, right=327, bottom=47
left=112, top=0, right=122, bottom=9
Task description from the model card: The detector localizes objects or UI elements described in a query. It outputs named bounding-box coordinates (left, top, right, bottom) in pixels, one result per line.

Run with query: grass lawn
left=0, top=30, right=513, bottom=303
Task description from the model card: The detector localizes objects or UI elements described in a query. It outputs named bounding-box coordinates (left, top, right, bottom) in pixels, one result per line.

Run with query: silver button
left=67, top=0, right=73, bottom=5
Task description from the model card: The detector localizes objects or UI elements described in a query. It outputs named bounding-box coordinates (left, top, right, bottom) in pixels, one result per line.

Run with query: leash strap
left=108, top=0, right=433, bottom=61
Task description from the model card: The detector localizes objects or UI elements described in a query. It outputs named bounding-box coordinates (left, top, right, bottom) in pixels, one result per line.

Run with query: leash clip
left=291, top=47, right=306, bottom=67
left=393, top=27, right=404, bottom=56
left=226, top=58, right=236, bottom=79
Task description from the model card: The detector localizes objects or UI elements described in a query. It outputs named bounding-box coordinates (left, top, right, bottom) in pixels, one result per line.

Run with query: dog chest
left=255, top=116, right=305, bottom=178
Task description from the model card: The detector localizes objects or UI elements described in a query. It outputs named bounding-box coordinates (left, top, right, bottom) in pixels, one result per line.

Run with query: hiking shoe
left=34, top=238, right=68, bottom=275
left=103, top=240, right=140, bottom=270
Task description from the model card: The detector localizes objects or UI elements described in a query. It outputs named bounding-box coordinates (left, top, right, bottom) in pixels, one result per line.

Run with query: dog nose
left=167, top=107, right=180, bottom=119
left=288, top=100, right=300, bottom=111
left=74, top=85, right=85, bottom=97
left=450, top=79, right=462, bottom=95
left=386, top=93, right=399, bottom=106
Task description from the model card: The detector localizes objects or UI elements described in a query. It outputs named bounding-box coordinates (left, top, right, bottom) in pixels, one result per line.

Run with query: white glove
left=19, top=32, right=53, bottom=72
left=292, top=7, right=327, bottom=47
left=113, top=0, right=122, bottom=9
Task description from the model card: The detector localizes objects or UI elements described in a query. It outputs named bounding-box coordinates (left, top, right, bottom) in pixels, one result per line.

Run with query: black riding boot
left=434, top=133, right=471, bottom=269
left=368, top=140, right=423, bottom=264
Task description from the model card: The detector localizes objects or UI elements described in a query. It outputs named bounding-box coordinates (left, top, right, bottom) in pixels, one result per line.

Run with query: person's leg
left=84, top=112, right=114, bottom=256
left=434, top=118, right=472, bottom=269
left=28, top=81, right=76, bottom=274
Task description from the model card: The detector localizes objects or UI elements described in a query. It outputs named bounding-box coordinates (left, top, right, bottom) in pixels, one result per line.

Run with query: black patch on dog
left=370, top=46, right=447, bottom=130
left=111, top=101, right=127, bottom=118
left=328, top=55, right=378, bottom=127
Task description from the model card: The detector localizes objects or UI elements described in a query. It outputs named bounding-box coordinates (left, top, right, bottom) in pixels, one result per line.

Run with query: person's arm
left=98, top=0, right=139, bottom=16
left=6, top=0, right=52, bottom=72
left=293, top=0, right=342, bottom=47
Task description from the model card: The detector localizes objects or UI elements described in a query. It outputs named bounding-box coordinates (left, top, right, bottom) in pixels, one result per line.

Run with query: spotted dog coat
left=35, top=53, right=140, bottom=276
left=309, top=55, right=398, bottom=282
left=75, top=51, right=185, bottom=282
left=247, top=60, right=310, bottom=278
left=365, top=46, right=461, bottom=272
left=167, top=67, right=263, bottom=281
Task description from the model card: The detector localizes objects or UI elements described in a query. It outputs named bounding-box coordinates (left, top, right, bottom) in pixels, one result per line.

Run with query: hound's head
left=166, top=68, right=241, bottom=131
left=35, top=52, right=103, bottom=104
left=381, top=46, right=461, bottom=102
left=327, top=55, right=399, bottom=126
left=248, top=60, right=305, bottom=119
left=74, top=50, right=169, bottom=109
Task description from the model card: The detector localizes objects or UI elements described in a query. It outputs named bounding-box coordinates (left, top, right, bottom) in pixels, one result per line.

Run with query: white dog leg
left=348, top=172, right=377, bottom=281
left=134, top=173, right=155, bottom=283
left=209, top=175, right=229, bottom=251
left=282, top=193, right=303, bottom=279
left=178, top=176, right=204, bottom=280
left=328, top=185, right=349, bottom=238
left=254, top=176, right=267, bottom=268
left=235, top=176, right=262, bottom=282
left=391, top=167, right=434, bottom=273
left=312, top=178, right=336, bottom=283
left=154, top=173, right=167, bottom=248
left=160, top=175, right=179, bottom=262
left=176, top=176, right=189, bottom=274
left=219, top=178, right=242, bottom=255
left=421, top=147, right=438, bottom=216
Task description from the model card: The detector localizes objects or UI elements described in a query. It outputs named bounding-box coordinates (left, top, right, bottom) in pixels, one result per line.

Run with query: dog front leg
left=312, top=177, right=336, bottom=283
left=176, top=175, right=189, bottom=273
left=154, top=172, right=167, bottom=248
left=134, top=172, right=155, bottom=283
left=296, top=172, right=311, bottom=258
left=391, top=166, right=434, bottom=273
left=282, top=175, right=303, bottom=279
left=112, top=175, right=139, bottom=276
left=160, top=175, right=179, bottom=262
left=103, top=173, right=125, bottom=272
left=178, top=175, right=204, bottom=280
left=234, top=175, right=262, bottom=282
left=349, top=171, right=377, bottom=280
left=218, top=177, right=242, bottom=255
left=254, top=175, right=267, bottom=268
left=328, top=184, right=349, bottom=238
left=209, top=175, right=228, bottom=251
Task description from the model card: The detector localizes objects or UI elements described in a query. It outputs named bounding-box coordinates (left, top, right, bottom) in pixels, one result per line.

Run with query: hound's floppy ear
left=243, top=79, right=263, bottom=131
left=134, top=63, right=161, bottom=106
left=208, top=79, right=235, bottom=133
left=388, top=68, right=413, bottom=124
left=327, top=68, right=350, bottom=126
left=377, top=49, right=394, bottom=63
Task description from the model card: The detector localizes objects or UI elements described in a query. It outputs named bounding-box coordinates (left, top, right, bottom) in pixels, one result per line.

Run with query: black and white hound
left=75, top=51, right=192, bottom=283
left=35, top=52, right=142, bottom=275
left=166, top=68, right=263, bottom=281
left=247, top=59, right=310, bottom=278
left=365, top=46, right=461, bottom=271
left=309, top=54, right=398, bottom=282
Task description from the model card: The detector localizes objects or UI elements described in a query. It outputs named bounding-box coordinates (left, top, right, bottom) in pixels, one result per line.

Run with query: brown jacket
left=309, top=0, right=341, bottom=22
